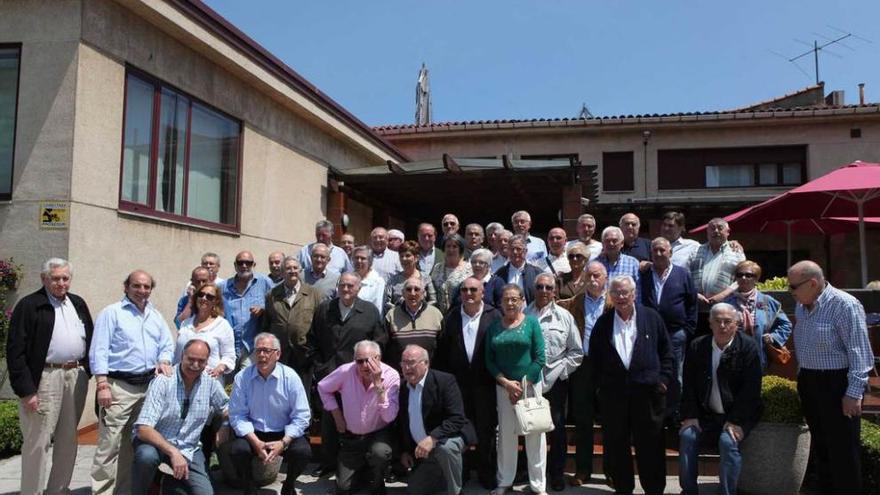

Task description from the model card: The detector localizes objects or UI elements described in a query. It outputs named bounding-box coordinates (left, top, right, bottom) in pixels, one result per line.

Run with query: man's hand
left=248, top=437, right=270, bottom=462
left=367, top=356, right=384, bottom=387
left=697, top=293, right=711, bottom=305
left=21, top=394, right=39, bottom=413
left=208, top=364, right=227, bottom=378
left=249, top=306, right=264, bottom=317
left=263, top=440, right=285, bottom=464
left=155, top=362, right=173, bottom=377
left=843, top=396, right=862, bottom=418
left=724, top=422, right=744, bottom=443
left=638, top=260, right=652, bottom=272
left=400, top=452, right=414, bottom=470
left=679, top=418, right=701, bottom=434
left=655, top=381, right=668, bottom=394
left=331, top=410, right=347, bottom=433
left=97, top=386, right=113, bottom=409
left=728, top=240, right=744, bottom=253
left=415, top=436, right=435, bottom=459
left=169, top=448, right=189, bottom=480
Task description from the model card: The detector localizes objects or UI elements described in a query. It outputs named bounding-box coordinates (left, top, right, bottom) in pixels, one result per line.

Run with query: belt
left=45, top=361, right=82, bottom=370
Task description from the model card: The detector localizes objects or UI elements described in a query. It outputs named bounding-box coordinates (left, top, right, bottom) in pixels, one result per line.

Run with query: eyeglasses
left=442, top=221, right=457, bottom=227
left=789, top=279, right=809, bottom=292
left=254, top=347, right=277, bottom=355
left=610, top=289, right=633, bottom=297
left=535, top=284, right=555, bottom=292
left=235, top=260, right=254, bottom=267
left=735, top=272, right=756, bottom=279
left=460, top=287, right=480, bottom=293
left=195, top=292, right=217, bottom=301
left=567, top=254, right=585, bottom=260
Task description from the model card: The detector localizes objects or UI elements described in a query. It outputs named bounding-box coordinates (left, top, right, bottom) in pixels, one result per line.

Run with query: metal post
left=858, top=200, right=868, bottom=287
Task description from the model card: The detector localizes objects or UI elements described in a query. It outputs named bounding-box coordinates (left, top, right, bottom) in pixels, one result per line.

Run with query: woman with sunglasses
left=485, top=284, right=547, bottom=495
left=557, top=242, right=590, bottom=300
left=723, top=260, right=792, bottom=371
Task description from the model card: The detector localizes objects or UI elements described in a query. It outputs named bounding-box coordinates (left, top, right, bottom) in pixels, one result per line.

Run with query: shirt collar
left=585, top=291, right=605, bottom=304
left=461, top=302, right=484, bottom=321
left=121, top=296, right=152, bottom=313
left=712, top=336, right=735, bottom=353
left=250, top=363, right=283, bottom=382
left=46, top=291, right=66, bottom=305
left=408, top=371, right=428, bottom=391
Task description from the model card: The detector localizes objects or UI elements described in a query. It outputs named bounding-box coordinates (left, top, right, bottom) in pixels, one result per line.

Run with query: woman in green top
left=485, top=284, right=547, bottom=495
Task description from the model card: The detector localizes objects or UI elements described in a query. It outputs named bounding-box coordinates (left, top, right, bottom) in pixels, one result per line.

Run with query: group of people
left=6, top=209, right=874, bottom=495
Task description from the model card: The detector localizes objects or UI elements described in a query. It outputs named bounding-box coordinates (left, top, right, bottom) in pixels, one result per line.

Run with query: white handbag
left=513, top=377, right=555, bottom=435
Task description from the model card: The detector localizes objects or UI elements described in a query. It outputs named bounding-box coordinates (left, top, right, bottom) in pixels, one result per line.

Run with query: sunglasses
left=735, top=272, right=756, bottom=279
left=535, top=284, right=555, bottom=291
left=789, top=279, right=809, bottom=291
left=355, top=358, right=371, bottom=365
left=195, top=292, right=217, bottom=301
left=442, top=221, right=457, bottom=226
left=235, top=260, right=254, bottom=267
left=567, top=254, right=586, bottom=260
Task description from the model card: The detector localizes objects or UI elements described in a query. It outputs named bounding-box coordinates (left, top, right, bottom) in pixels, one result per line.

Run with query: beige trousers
left=90, top=378, right=149, bottom=495
left=19, top=367, right=88, bottom=495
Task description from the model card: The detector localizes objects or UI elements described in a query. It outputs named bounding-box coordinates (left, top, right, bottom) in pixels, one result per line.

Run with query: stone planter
left=217, top=441, right=282, bottom=487
left=738, top=422, right=810, bottom=495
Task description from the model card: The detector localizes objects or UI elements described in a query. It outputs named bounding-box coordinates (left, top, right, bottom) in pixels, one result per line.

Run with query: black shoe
left=280, top=480, right=296, bottom=495
left=313, top=465, right=335, bottom=478
left=550, top=477, right=566, bottom=491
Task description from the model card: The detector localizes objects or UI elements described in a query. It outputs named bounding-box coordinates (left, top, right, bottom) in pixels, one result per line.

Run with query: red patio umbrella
left=692, top=161, right=880, bottom=285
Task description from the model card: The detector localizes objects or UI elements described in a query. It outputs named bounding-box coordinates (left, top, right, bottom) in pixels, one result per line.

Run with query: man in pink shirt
left=318, top=340, right=400, bottom=495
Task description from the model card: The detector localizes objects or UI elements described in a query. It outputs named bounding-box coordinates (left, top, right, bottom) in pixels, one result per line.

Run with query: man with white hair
left=511, top=210, right=548, bottom=262
left=619, top=213, right=652, bottom=263
left=7, top=258, right=94, bottom=495
left=370, top=227, right=404, bottom=280
left=439, top=213, right=460, bottom=245
left=590, top=275, right=673, bottom=495
left=566, top=213, right=603, bottom=260
left=490, top=229, right=513, bottom=274
left=298, top=219, right=353, bottom=276
left=534, top=227, right=571, bottom=275
left=688, top=218, right=745, bottom=336
left=318, top=340, right=400, bottom=495
left=388, top=229, right=406, bottom=252
left=596, top=226, right=641, bottom=297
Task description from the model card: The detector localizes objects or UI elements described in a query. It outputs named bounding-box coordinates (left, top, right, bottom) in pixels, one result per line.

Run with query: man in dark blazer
left=590, top=275, right=674, bottom=495
left=399, top=345, right=476, bottom=495
left=304, top=272, right=387, bottom=476
left=493, top=235, right=542, bottom=304
left=679, top=302, right=762, bottom=495
left=640, top=237, right=698, bottom=418
left=434, top=276, right=500, bottom=489
left=6, top=258, right=94, bottom=495
left=418, top=222, right=445, bottom=273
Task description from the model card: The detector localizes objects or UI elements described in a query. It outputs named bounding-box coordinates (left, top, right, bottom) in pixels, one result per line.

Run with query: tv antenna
left=771, top=27, right=871, bottom=84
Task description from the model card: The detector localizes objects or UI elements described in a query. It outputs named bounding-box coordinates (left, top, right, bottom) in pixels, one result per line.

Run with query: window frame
left=117, top=67, right=242, bottom=232
left=704, top=162, right=805, bottom=189
left=0, top=43, right=22, bottom=202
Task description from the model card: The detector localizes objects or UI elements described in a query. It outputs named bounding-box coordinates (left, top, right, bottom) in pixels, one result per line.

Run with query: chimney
left=859, top=83, right=865, bottom=105
left=825, top=90, right=845, bottom=107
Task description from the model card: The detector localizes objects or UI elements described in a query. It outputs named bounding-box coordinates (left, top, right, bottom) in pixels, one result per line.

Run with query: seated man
left=132, top=339, right=228, bottom=495
left=398, top=345, right=475, bottom=495
left=225, top=333, right=312, bottom=495
left=317, top=340, right=400, bottom=495
left=679, top=303, right=762, bottom=495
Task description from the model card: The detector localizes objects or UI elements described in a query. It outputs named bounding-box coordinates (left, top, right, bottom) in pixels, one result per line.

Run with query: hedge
left=863, top=419, right=880, bottom=495
left=0, top=400, right=22, bottom=457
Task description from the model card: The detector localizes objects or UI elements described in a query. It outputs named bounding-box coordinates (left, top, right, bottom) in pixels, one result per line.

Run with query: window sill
left=117, top=208, right=240, bottom=237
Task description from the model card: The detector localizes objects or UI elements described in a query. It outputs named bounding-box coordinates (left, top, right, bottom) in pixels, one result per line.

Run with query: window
left=602, top=151, right=634, bottom=192
left=0, top=45, right=21, bottom=201
left=658, top=146, right=807, bottom=190
left=706, top=164, right=753, bottom=187
left=781, top=162, right=802, bottom=185
left=120, top=71, right=241, bottom=229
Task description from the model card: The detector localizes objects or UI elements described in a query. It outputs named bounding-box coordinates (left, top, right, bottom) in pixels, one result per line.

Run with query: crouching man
left=132, top=339, right=228, bottom=495
left=679, top=303, right=762, bottom=495
left=225, top=332, right=312, bottom=495
left=398, top=345, right=475, bottom=495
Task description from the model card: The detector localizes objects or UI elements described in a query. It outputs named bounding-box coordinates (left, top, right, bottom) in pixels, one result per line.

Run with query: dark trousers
left=224, top=431, right=311, bottom=487
left=320, top=408, right=341, bottom=470
left=336, top=429, right=393, bottom=495
left=545, top=378, right=569, bottom=481
left=461, top=383, right=497, bottom=486
left=798, top=368, right=862, bottom=495
left=599, top=383, right=667, bottom=495
left=568, top=360, right=596, bottom=476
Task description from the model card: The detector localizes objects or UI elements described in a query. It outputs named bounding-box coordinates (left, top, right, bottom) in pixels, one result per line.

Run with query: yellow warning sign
left=39, top=201, right=69, bottom=230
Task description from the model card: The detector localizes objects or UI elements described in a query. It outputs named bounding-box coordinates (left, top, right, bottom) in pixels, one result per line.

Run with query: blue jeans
left=131, top=440, right=213, bottom=495
left=679, top=417, right=743, bottom=495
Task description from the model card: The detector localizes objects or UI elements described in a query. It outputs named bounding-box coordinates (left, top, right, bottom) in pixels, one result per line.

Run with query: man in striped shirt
left=789, top=260, right=874, bottom=495
left=687, top=218, right=744, bottom=336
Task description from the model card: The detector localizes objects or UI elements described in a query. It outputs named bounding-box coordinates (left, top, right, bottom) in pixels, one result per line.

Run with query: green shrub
left=756, top=276, right=788, bottom=292
left=760, top=375, right=804, bottom=425
left=863, top=419, right=880, bottom=495
left=0, top=400, right=22, bottom=456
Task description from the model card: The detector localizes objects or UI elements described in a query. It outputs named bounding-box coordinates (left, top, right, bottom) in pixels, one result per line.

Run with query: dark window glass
left=121, top=75, right=155, bottom=205
left=602, top=151, right=634, bottom=191
left=0, top=46, right=21, bottom=200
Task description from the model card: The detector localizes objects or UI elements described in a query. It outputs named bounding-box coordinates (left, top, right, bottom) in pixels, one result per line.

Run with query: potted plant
left=738, top=375, right=811, bottom=495
left=0, top=258, right=22, bottom=292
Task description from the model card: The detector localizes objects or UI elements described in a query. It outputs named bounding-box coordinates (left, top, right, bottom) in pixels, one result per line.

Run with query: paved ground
left=0, top=446, right=709, bottom=494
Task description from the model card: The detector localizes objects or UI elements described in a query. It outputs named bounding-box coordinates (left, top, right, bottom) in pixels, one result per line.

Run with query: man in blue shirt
left=298, top=220, right=353, bottom=276
left=131, top=339, right=228, bottom=495
left=223, top=250, right=274, bottom=364
left=224, top=332, right=312, bottom=495
left=174, top=266, right=211, bottom=328
left=89, top=270, right=174, bottom=495
left=511, top=210, right=548, bottom=263
left=620, top=213, right=652, bottom=264
left=597, top=226, right=641, bottom=299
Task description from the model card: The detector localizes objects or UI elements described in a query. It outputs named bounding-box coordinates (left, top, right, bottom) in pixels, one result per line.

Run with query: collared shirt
left=460, top=303, right=485, bottom=362
left=283, top=281, right=301, bottom=307
left=89, top=297, right=174, bottom=375
left=490, top=254, right=508, bottom=274
left=709, top=337, right=734, bottom=414
left=222, top=274, right=274, bottom=356
left=524, top=234, right=548, bottom=263
left=304, top=269, right=340, bottom=300
left=418, top=249, right=436, bottom=274
left=670, top=237, right=700, bottom=267
left=174, top=316, right=236, bottom=373
left=357, top=270, right=386, bottom=313
left=338, top=300, right=354, bottom=322
left=407, top=372, right=429, bottom=442
left=622, top=237, right=651, bottom=262
left=652, top=264, right=673, bottom=302
left=535, top=253, right=571, bottom=275
left=298, top=242, right=353, bottom=276
left=317, top=361, right=400, bottom=435
left=793, top=283, right=875, bottom=399
left=525, top=301, right=583, bottom=388
left=688, top=242, right=745, bottom=297
left=135, top=367, right=228, bottom=460
left=46, top=293, right=86, bottom=363
left=371, top=248, right=403, bottom=281
left=582, top=292, right=606, bottom=355
left=597, top=253, right=641, bottom=299
left=612, top=308, right=638, bottom=369
left=229, top=363, right=311, bottom=439
left=506, top=262, right=525, bottom=290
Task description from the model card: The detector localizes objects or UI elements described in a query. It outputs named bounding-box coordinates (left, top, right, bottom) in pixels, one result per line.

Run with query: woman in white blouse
left=174, top=283, right=236, bottom=378
left=351, top=245, right=386, bottom=313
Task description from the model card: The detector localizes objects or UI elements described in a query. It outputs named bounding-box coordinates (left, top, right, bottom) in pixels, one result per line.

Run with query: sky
left=204, top=1, right=880, bottom=127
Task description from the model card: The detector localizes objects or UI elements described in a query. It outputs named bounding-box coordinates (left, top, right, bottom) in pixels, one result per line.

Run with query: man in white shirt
left=661, top=211, right=700, bottom=268
left=369, top=227, right=403, bottom=281
left=535, top=227, right=572, bottom=275
left=566, top=213, right=603, bottom=260
left=511, top=210, right=548, bottom=263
